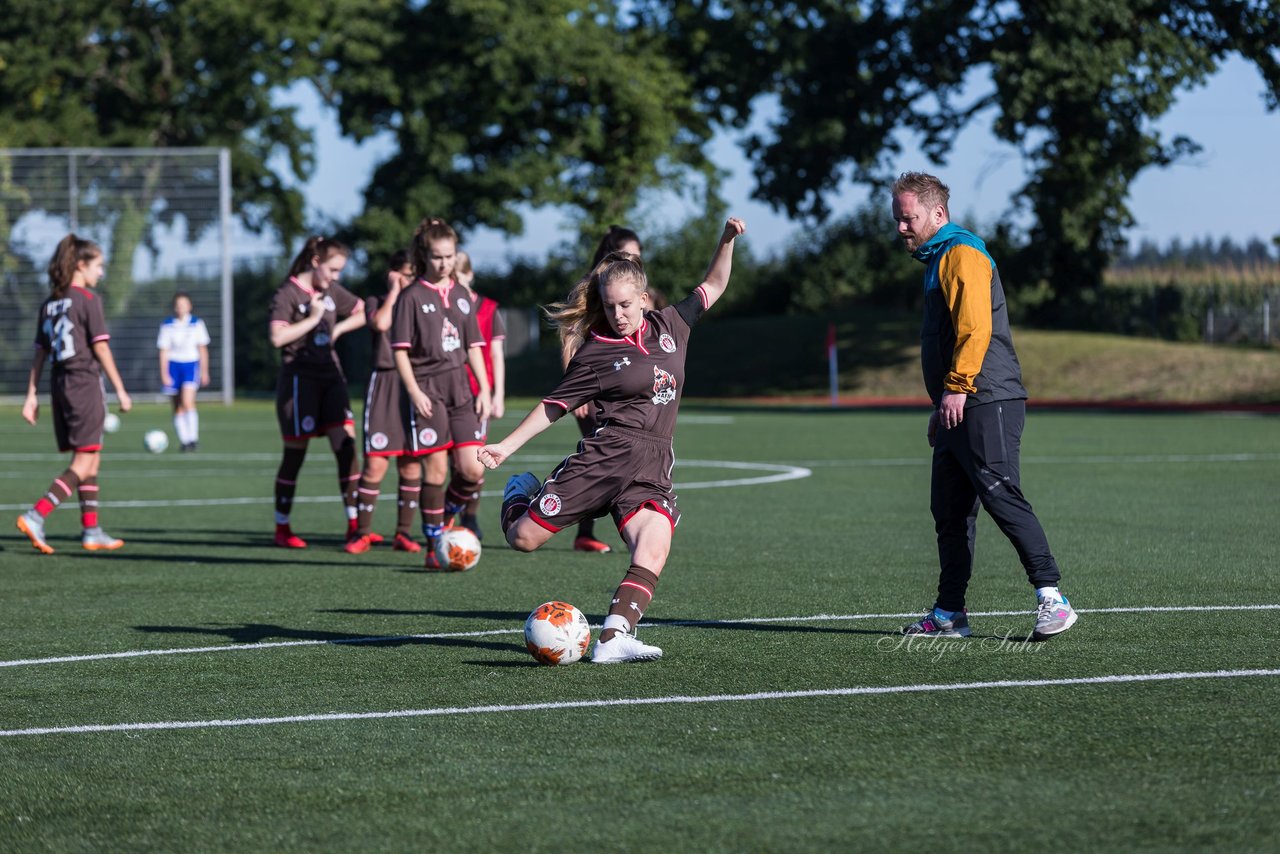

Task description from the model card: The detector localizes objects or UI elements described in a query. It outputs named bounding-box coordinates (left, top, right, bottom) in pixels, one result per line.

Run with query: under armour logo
left=614, top=357, right=631, bottom=371
left=421, top=304, right=436, bottom=313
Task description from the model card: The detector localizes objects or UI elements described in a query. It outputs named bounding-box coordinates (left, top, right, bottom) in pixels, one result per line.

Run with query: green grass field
left=1, top=401, right=1278, bottom=850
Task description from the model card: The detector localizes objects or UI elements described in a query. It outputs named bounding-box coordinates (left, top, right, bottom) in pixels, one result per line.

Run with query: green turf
left=1, top=401, right=1277, bottom=850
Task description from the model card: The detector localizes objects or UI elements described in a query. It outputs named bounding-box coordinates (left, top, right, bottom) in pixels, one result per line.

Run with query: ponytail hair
left=287, top=235, right=351, bottom=278
left=590, top=225, right=642, bottom=268
left=47, top=234, right=102, bottom=298
left=547, top=252, right=647, bottom=357
left=410, top=217, right=459, bottom=278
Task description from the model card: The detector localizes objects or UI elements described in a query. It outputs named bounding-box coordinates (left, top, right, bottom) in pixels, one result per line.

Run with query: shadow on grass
left=132, top=622, right=515, bottom=652
left=320, top=607, right=904, bottom=639
left=320, top=607, right=528, bottom=621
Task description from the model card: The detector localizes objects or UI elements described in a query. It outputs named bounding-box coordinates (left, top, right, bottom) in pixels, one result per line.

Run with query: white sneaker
left=1033, top=596, right=1078, bottom=640
left=591, top=632, right=663, bottom=664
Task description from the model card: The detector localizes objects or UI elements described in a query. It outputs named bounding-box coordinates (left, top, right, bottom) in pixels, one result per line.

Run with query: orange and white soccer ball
left=524, top=601, right=591, bottom=666
left=434, top=526, right=481, bottom=571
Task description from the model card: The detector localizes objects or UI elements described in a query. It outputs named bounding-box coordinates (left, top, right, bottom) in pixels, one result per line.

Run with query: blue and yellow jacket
left=914, top=223, right=1027, bottom=407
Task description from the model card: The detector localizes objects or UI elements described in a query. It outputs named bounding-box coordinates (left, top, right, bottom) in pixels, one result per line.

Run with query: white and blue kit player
left=156, top=293, right=211, bottom=451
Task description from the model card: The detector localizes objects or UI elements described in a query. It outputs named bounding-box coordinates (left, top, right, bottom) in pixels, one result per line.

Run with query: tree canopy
left=2, top=1, right=1278, bottom=321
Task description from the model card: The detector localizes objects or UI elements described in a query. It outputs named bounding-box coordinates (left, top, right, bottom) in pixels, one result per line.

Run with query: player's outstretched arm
left=697, top=217, right=746, bottom=311
left=477, top=403, right=559, bottom=470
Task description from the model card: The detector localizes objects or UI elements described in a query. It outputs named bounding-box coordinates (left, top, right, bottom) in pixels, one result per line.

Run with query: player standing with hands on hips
left=17, top=234, right=131, bottom=554
left=479, top=217, right=747, bottom=664
left=891, top=172, right=1077, bottom=640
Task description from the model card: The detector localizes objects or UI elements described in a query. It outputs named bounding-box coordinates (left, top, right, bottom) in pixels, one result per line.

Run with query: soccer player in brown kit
left=345, top=250, right=424, bottom=554
left=268, top=236, right=367, bottom=549
left=560, top=225, right=645, bottom=555
left=390, top=218, right=492, bottom=569
left=17, top=234, right=132, bottom=554
left=479, top=217, right=747, bottom=664
left=454, top=250, right=506, bottom=540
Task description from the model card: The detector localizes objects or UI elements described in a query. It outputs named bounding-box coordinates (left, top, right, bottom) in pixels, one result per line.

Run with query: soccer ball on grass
left=143, top=429, right=169, bottom=454
left=434, top=525, right=481, bottom=571
left=524, top=601, right=591, bottom=666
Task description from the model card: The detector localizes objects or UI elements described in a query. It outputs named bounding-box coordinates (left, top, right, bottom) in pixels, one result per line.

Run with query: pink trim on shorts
left=320, top=419, right=355, bottom=432
left=71, top=444, right=103, bottom=453
left=366, top=450, right=407, bottom=458
left=451, top=439, right=484, bottom=449
left=408, top=442, right=453, bottom=457
left=527, top=511, right=562, bottom=534
left=617, top=500, right=676, bottom=533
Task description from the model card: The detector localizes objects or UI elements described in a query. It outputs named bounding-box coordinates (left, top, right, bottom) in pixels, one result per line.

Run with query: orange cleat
left=573, top=535, right=612, bottom=554
left=344, top=534, right=373, bottom=555
left=422, top=549, right=444, bottom=571
left=274, top=525, right=307, bottom=549
left=17, top=511, right=55, bottom=555
left=367, top=532, right=385, bottom=545
left=393, top=533, right=421, bottom=553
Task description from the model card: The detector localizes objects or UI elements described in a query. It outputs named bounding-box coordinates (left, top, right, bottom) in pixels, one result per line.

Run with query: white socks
left=173, top=410, right=200, bottom=445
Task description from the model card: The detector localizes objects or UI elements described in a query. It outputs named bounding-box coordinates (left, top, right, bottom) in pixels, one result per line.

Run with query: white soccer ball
left=434, top=525, right=482, bottom=571
left=143, top=429, right=169, bottom=454
left=103, top=413, right=121, bottom=433
left=524, top=601, right=592, bottom=666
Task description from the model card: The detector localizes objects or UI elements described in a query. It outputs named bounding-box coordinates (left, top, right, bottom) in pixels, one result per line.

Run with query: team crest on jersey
left=370, top=432, right=389, bottom=450
left=651, top=365, right=677, bottom=405
left=538, top=493, right=562, bottom=517
left=418, top=427, right=439, bottom=446
left=457, top=297, right=471, bottom=315
left=659, top=333, right=676, bottom=353
left=441, top=318, right=461, bottom=352
left=301, top=416, right=316, bottom=433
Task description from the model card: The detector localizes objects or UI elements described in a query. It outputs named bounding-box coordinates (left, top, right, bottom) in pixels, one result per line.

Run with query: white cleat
left=591, top=632, right=663, bottom=664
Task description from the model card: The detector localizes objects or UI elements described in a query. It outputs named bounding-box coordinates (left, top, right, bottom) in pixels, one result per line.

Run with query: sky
left=239, top=55, right=1279, bottom=271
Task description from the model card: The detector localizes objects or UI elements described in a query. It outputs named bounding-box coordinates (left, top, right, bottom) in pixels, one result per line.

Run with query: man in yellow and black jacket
left=890, top=171, right=1078, bottom=642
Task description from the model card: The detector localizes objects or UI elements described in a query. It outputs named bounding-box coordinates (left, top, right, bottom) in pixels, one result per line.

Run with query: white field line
left=0, top=459, right=812, bottom=510
left=4, top=668, right=1278, bottom=738
left=3, top=604, right=1276, bottom=671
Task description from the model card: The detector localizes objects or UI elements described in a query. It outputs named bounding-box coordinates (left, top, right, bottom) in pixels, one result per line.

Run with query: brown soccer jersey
left=541, top=288, right=709, bottom=439
left=389, top=279, right=485, bottom=378
left=268, top=278, right=363, bottom=376
left=35, top=286, right=111, bottom=452
left=35, top=286, right=111, bottom=375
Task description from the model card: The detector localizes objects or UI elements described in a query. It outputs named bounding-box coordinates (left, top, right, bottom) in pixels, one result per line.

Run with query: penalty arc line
left=0, top=459, right=812, bottom=511
left=3, top=668, right=1278, bottom=737
left=2, top=603, right=1277, bottom=670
